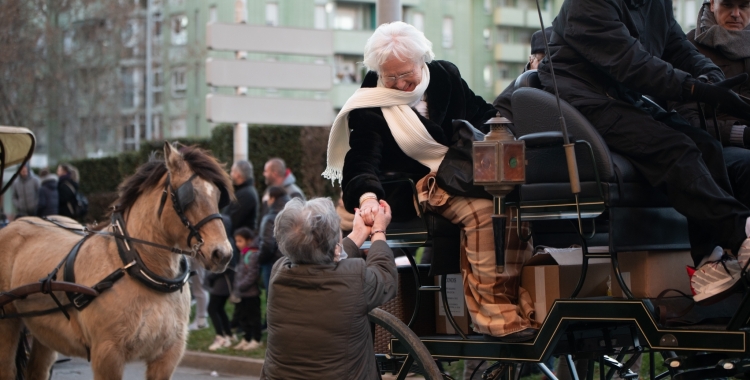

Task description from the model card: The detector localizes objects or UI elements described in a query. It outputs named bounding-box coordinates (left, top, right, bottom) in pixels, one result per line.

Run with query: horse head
left=161, top=142, right=234, bottom=272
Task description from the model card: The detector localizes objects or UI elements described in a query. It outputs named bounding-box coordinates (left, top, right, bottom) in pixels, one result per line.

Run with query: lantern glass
left=473, top=144, right=498, bottom=183
left=502, top=142, right=525, bottom=182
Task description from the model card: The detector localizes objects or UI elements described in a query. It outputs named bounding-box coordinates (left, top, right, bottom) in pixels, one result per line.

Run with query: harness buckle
left=72, top=294, right=90, bottom=309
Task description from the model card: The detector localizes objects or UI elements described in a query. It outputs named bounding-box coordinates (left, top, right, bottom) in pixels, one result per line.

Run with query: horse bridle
left=156, top=173, right=226, bottom=256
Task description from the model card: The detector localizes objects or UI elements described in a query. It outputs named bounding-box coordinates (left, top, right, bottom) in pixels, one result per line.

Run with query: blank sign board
left=206, top=94, right=333, bottom=126
left=206, top=59, right=332, bottom=90
left=206, top=23, right=333, bottom=56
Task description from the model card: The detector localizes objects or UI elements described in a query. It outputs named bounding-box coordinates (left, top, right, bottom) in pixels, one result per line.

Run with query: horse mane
left=104, top=145, right=233, bottom=223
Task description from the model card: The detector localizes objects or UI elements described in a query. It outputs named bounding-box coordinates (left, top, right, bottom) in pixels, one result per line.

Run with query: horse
left=0, top=142, right=234, bottom=380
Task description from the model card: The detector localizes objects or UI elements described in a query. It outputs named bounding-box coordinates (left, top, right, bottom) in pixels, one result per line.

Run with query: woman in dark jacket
left=323, top=22, right=536, bottom=341
left=36, top=168, right=59, bottom=217
left=257, top=186, right=290, bottom=291
left=57, top=164, right=78, bottom=218
left=260, top=198, right=395, bottom=380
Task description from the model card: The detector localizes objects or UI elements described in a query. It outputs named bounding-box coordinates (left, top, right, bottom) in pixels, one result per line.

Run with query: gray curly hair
left=274, top=197, right=340, bottom=265
left=363, top=21, right=435, bottom=73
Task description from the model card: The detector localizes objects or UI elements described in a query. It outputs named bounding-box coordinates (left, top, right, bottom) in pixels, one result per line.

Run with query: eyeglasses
left=382, top=69, right=416, bottom=85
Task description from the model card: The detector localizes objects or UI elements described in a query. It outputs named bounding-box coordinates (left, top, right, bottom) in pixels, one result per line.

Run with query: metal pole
left=376, top=0, right=402, bottom=25
left=233, top=0, right=248, bottom=162
left=145, top=0, right=153, bottom=141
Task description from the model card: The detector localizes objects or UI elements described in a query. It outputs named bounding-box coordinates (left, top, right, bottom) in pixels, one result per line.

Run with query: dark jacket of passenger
left=57, top=174, right=78, bottom=218
left=257, top=194, right=290, bottom=266
left=538, top=0, right=723, bottom=107
left=342, top=60, right=496, bottom=213
left=37, top=174, right=59, bottom=217
left=226, top=179, right=259, bottom=233
left=260, top=238, right=397, bottom=380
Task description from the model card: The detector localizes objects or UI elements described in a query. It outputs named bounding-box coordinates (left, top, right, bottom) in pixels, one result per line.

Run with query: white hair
left=362, top=21, right=435, bottom=73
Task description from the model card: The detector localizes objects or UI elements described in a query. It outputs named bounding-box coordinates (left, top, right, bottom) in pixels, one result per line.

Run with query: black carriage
left=366, top=70, right=750, bottom=380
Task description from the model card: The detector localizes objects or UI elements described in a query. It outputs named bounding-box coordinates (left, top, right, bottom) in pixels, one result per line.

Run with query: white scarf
left=322, top=63, right=448, bottom=185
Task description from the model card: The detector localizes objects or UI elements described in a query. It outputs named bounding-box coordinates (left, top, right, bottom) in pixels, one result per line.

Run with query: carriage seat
left=510, top=70, right=689, bottom=253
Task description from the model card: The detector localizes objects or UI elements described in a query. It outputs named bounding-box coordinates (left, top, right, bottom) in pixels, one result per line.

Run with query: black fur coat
left=341, top=60, right=496, bottom=213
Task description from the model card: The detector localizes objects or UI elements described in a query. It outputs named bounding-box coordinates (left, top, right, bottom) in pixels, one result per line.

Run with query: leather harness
left=0, top=173, right=226, bottom=320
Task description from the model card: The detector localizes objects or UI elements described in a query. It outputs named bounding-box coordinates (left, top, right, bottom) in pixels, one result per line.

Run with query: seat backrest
left=514, top=70, right=543, bottom=90
left=511, top=87, right=616, bottom=182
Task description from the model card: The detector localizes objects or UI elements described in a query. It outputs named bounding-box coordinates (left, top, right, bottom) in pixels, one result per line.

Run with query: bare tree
left=0, top=0, right=136, bottom=160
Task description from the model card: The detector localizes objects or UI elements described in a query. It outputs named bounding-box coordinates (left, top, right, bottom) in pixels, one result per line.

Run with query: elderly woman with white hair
left=323, top=21, right=538, bottom=342
left=260, top=197, right=395, bottom=379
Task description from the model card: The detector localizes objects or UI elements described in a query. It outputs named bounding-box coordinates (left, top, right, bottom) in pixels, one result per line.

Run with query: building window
left=483, top=65, right=492, bottom=88
left=154, top=12, right=163, bottom=38
left=171, top=118, right=187, bottom=138
left=266, top=3, right=279, bottom=26
left=171, top=67, right=187, bottom=98
left=171, top=14, right=188, bottom=45
left=442, top=17, right=453, bottom=49
left=483, top=28, right=492, bottom=49
left=335, top=5, right=356, bottom=30
left=209, top=5, right=218, bottom=23
left=334, top=54, right=364, bottom=84
left=411, top=12, right=424, bottom=32
left=153, top=66, right=163, bottom=105
left=314, top=5, right=327, bottom=29
left=484, top=0, right=492, bottom=13
left=121, top=67, right=136, bottom=108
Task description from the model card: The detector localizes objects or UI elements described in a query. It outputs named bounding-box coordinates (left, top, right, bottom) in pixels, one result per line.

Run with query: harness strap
left=112, top=212, right=191, bottom=293
left=157, top=175, right=170, bottom=219
left=187, top=213, right=222, bottom=248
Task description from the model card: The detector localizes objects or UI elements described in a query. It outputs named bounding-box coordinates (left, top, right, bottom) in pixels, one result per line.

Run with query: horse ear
left=163, top=141, right=183, bottom=173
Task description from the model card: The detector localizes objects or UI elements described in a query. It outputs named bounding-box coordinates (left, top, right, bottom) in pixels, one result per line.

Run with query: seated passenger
left=672, top=0, right=750, bottom=207
left=539, top=0, right=750, bottom=302
left=260, top=198, right=395, bottom=379
left=323, top=21, right=539, bottom=341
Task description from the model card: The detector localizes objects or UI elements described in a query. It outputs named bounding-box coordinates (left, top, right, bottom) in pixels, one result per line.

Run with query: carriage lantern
left=473, top=113, right=525, bottom=201
left=472, top=113, right=525, bottom=273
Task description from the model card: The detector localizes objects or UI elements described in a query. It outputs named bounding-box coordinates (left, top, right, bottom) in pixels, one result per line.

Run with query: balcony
left=333, top=30, right=372, bottom=55
left=494, top=7, right=551, bottom=28
left=494, top=43, right=530, bottom=63
left=331, top=83, right=360, bottom=109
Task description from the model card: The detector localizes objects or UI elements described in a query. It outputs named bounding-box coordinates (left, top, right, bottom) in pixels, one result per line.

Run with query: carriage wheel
left=368, top=307, right=443, bottom=380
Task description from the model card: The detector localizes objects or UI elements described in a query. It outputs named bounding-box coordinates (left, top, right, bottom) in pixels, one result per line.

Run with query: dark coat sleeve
left=342, top=108, right=388, bottom=212
left=342, top=236, right=363, bottom=259
left=362, top=240, right=397, bottom=311
left=558, top=0, right=712, bottom=101
left=257, top=215, right=278, bottom=265
left=662, top=17, right=724, bottom=83
left=441, top=61, right=496, bottom=132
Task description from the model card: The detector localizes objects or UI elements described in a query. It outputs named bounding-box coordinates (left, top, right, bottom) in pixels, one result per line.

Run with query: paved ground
left=50, top=356, right=259, bottom=380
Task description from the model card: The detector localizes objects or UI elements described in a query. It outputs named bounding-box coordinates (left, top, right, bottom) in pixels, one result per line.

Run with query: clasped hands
left=347, top=199, right=392, bottom=247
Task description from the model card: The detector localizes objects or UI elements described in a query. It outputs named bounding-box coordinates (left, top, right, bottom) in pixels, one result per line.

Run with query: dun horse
left=0, top=143, right=234, bottom=380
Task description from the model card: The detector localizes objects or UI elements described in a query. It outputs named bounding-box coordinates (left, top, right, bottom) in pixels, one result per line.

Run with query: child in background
left=232, top=227, right=263, bottom=350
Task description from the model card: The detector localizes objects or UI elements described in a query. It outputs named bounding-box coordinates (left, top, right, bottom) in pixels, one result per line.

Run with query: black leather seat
left=510, top=70, right=690, bottom=297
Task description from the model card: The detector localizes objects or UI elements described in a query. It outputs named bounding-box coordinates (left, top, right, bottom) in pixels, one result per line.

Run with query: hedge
left=64, top=124, right=336, bottom=223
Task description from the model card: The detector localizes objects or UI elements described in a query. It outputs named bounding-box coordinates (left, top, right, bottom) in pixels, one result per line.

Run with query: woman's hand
left=360, top=198, right=380, bottom=226
left=348, top=208, right=371, bottom=247
left=370, top=200, right=392, bottom=242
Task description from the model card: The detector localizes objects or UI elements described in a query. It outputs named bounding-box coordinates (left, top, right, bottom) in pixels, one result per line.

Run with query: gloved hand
left=686, top=73, right=750, bottom=121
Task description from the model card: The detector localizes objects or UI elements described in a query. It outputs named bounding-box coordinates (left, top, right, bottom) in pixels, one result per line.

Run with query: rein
left=1, top=172, right=225, bottom=320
